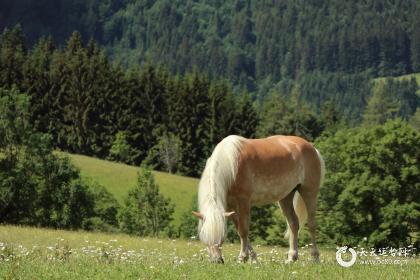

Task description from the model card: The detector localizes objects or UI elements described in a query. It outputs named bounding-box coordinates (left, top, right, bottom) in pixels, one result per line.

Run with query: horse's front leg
left=231, top=199, right=256, bottom=263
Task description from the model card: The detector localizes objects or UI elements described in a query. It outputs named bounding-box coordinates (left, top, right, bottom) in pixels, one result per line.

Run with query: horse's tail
left=198, top=135, right=245, bottom=245
left=284, top=192, right=307, bottom=239
left=285, top=148, right=325, bottom=239
left=315, top=148, right=326, bottom=189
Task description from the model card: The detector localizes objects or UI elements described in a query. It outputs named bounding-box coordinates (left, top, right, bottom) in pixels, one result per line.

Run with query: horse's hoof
left=210, top=257, right=224, bottom=264
left=285, top=258, right=297, bottom=264
left=237, top=256, right=248, bottom=263
left=312, top=252, right=320, bottom=263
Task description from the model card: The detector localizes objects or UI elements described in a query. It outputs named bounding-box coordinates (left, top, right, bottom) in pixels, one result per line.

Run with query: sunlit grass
left=0, top=225, right=418, bottom=279
left=373, top=72, right=420, bottom=96
left=65, top=153, right=199, bottom=226
left=374, top=72, right=420, bottom=83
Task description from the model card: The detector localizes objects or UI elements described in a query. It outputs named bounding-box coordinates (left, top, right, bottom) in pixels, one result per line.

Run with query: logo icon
left=336, top=246, right=357, bottom=267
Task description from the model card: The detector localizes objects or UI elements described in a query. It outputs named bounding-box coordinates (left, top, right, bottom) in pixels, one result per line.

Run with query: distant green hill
left=374, top=73, right=420, bottom=95
left=3, top=1, right=420, bottom=129
left=374, top=72, right=420, bottom=85
left=2, top=0, right=419, bottom=88
left=67, top=154, right=199, bottom=227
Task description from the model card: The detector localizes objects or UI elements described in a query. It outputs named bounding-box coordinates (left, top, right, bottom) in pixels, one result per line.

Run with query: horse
left=192, top=135, right=325, bottom=263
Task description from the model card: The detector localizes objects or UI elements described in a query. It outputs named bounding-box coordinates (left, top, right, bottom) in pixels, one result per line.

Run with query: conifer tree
left=22, top=36, right=55, bottom=133
left=0, top=25, right=27, bottom=89
left=167, top=73, right=211, bottom=176
left=119, top=67, right=147, bottom=164
left=363, top=81, right=400, bottom=126
left=118, top=166, right=174, bottom=236
left=410, top=11, right=420, bottom=72
left=256, top=93, right=290, bottom=137
left=208, top=81, right=236, bottom=145
left=234, top=91, right=258, bottom=138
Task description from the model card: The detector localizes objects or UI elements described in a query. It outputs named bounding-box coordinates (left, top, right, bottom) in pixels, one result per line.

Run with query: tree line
left=0, top=27, right=260, bottom=177
left=2, top=26, right=418, bottom=177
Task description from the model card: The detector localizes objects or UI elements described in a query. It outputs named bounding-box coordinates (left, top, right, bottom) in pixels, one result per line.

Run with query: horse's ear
left=192, top=211, right=203, bottom=219
left=224, top=211, right=235, bottom=218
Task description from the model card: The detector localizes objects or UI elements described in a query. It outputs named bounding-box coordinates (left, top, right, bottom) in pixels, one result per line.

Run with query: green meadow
left=0, top=225, right=418, bottom=279
left=376, top=72, right=420, bottom=84
left=373, top=73, right=420, bottom=96
left=66, top=154, right=199, bottom=226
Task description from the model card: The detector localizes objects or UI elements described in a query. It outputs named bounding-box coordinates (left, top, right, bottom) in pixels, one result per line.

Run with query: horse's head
left=193, top=210, right=235, bottom=263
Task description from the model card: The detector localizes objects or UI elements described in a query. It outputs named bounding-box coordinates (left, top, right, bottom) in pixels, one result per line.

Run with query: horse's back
left=230, top=135, right=321, bottom=204
left=239, top=135, right=316, bottom=163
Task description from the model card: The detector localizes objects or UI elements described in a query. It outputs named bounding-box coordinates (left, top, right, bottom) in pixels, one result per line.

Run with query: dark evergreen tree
left=208, top=81, right=237, bottom=145
left=233, top=92, right=259, bottom=138
left=410, top=9, right=420, bottom=72
left=167, top=73, right=211, bottom=176
left=22, top=36, right=56, bottom=133
left=0, top=25, right=27, bottom=89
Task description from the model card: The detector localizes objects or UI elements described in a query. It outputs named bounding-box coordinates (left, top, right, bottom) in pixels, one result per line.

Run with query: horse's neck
left=199, top=135, right=244, bottom=212
left=199, top=170, right=227, bottom=212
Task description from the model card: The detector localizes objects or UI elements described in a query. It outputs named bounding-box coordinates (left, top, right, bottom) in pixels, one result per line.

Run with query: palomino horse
left=193, top=135, right=325, bottom=263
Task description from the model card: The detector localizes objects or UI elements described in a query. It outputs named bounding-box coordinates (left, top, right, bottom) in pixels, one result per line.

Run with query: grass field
left=0, top=225, right=418, bottom=279
left=373, top=72, right=420, bottom=95
left=374, top=72, right=420, bottom=85
left=66, top=154, right=199, bottom=226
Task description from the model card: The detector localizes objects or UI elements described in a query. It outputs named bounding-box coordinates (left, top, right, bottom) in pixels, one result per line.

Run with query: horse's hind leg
left=279, top=189, right=299, bottom=262
left=299, top=189, right=320, bottom=262
left=248, top=243, right=257, bottom=263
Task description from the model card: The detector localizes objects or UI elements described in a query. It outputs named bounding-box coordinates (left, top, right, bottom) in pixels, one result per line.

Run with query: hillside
left=67, top=154, right=199, bottom=226
left=1, top=1, right=418, bottom=132
left=1, top=0, right=420, bottom=89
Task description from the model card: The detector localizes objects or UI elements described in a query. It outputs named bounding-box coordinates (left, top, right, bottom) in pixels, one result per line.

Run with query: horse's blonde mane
left=197, top=135, right=245, bottom=245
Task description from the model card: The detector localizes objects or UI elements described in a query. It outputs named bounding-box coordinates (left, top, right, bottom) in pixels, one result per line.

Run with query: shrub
left=109, top=131, right=133, bottom=163
left=178, top=197, right=198, bottom=239
left=90, top=184, right=120, bottom=231
left=316, top=119, right=420, bottom=247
